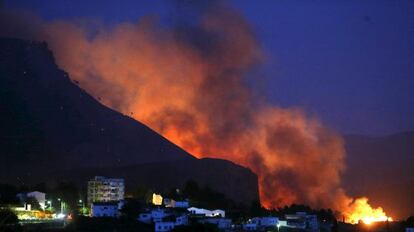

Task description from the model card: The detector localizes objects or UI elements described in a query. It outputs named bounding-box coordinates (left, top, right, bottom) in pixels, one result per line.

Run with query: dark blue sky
left=5, top=0, right=414, bottom=136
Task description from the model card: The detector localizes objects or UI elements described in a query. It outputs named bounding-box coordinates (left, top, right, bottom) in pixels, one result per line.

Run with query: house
left=175, top=201, right=189, bottom=208
left=155, top=221, right=175, bottom=232
left=27, top=191, right=46, bottom=210
left=90, top=202, right=121, bottom=217
left=199, top=218, right=232, bottom=229
left=152, top=213, right=189, bottom=232
left=243, top=217, right=278, bottom=230
left=187, top=207, right=225, bottom=217
left=283, top=212, right=319, bottom=231
left=164, top=198, right=189, bottom=208
left=16, top=191, right=46, bottom=210
left=87, top=176, right=124, bottom=207
left=152, top=209, right=170, bottom=222
left=164, top=198, right=174, bottom=207
left=138, top=209, right=170, bottom=224
left=258, top=217, right=278, bottom=227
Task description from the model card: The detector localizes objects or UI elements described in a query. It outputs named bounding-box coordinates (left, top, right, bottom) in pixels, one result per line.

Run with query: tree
left=0, top=184, right=18, bottom=204
left=120, top=199, right=144, bottom=220
left=131, top=185, right=152, bottom=203
left=405, top=216, right=414, bottom=227
left=249, top=200, right=268, bottom=217
left=50, top=182, right=80, bottom=213
left=316, top=208, right=336, bottom=222
left=31, top=182, right=47, bottom=193
left=182, top=180, right=199, bottom=197
left=0, top=209, right=18, bottom=226
left=25, top=197, right=41, bottom=210
left=278, top=204, right=313, bottom=215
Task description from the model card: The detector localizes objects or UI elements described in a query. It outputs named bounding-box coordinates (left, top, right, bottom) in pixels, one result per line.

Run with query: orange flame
left=342, top=197, right=392, bottom=224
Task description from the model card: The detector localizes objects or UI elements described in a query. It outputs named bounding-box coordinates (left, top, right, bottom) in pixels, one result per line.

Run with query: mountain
left=0, top=38, right=259, bottom=203
left=344, top=131, right=414, bottom=220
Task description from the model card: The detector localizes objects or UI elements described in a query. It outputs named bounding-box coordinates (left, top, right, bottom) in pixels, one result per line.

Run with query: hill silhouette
left=0, top=38, right=258, bottom=203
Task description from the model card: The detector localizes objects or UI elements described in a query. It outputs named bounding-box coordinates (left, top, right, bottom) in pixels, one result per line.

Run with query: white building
left=87, top=176, right=124, bottom=207
left=90, top=202, right=122, bottom=217
left=199, top=218, right=232, bottom=229
left=187, top=207, right=225, bottom=217
left=16, top=191, right=46, bottom=210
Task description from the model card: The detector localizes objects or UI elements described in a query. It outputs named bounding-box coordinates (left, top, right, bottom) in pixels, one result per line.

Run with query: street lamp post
left=46, top=200, right=52, bottom=211
left=57, top=198, right=63, bottom=214
left=79, top=199, right=85, bottom=215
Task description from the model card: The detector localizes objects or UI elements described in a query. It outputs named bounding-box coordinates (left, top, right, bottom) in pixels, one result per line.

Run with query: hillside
left=49, top=158, right=258, bottom=203
left=0, top=38, right=259, bottom=203
left=344, top=131, right=414, bottom=219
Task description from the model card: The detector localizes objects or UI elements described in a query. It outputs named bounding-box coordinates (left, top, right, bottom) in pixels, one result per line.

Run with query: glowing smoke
left=0, top=2, right=391, bottom=220
left=42, top=6, right=345, bottom=208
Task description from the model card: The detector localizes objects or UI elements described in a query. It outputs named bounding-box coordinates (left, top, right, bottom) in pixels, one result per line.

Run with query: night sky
left=5, top=0, right=414, bottom=136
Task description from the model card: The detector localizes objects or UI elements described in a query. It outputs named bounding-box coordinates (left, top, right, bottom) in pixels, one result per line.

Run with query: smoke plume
left=0, top=2, right=391, bottom=219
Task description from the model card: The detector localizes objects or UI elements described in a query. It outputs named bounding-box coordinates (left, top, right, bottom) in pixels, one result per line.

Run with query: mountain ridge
left=0, top=37, right=259, bottom=203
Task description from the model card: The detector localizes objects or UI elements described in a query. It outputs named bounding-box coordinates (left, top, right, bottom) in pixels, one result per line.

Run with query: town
left=0, top=176, right=332, bottom=231
left=1, top=176, right=413, bottom=232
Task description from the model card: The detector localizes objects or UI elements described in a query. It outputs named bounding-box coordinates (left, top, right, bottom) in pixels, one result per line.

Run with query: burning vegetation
left=343, top=198, right=392, bottom=225
left=0, top=1, right=392, bottom=223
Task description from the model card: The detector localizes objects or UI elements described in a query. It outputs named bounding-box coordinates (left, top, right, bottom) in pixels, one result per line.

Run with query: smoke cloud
left=0, top=2, right=390, bottom=219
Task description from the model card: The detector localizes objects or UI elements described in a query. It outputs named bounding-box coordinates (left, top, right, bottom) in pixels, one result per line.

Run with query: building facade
left=282, top=212, right=319, bottom=231
left=90, top=202, right=120, bottom=217
left=87, top=176, right=125, bottom=206
left=155, top=222, right=175, bottom=232
left=164, top=198, right=189, bottom=208
left=243, top=217, right=278, bottom=230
